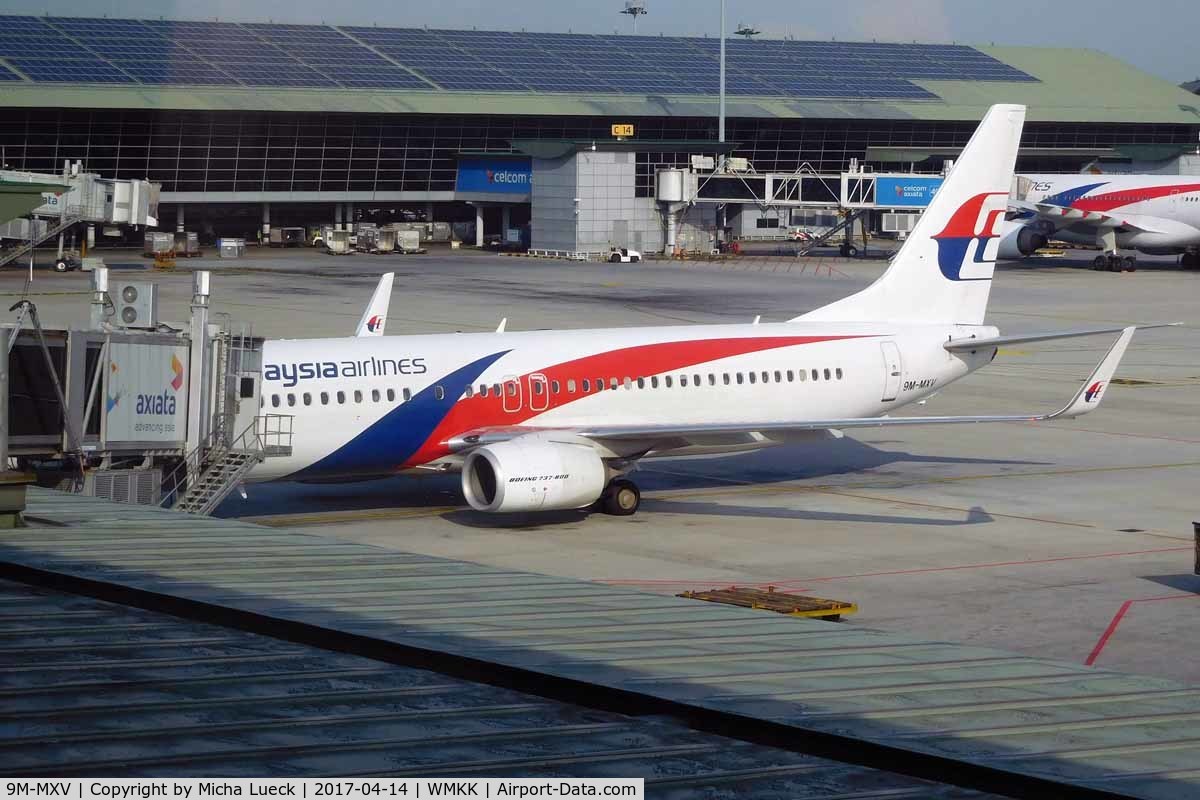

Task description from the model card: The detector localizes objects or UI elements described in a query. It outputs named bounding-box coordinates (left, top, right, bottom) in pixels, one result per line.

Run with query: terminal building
left=2, top=14, right=1199, bottom=254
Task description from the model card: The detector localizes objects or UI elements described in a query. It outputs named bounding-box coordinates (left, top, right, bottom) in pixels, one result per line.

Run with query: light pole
left=719, top=0, right=726, bottom=147
left=717, top=0, right=727, bottom=248
left=620, top=1, right=647, bottom=34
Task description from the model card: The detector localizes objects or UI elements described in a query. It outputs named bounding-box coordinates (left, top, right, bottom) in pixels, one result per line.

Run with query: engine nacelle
left=461, top=435, right=607, bottom=513
left=996, top=219, right=1049, bottom=260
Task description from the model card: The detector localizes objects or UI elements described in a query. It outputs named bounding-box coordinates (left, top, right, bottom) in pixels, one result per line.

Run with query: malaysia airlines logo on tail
left=366, top=315, right=383, bottom=333
left=932, top=192, right=1009, bottom=282
left=1084, top=381, right=1105, bottom=403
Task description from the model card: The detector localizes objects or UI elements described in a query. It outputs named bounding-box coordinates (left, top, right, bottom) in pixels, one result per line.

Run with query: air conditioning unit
left=114, top=281, right=158, bottom=328
left=81, top=468, right=162, bottom=505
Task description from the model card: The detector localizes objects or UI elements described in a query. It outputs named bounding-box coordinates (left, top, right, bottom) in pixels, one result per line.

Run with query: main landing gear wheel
left=1181, top=252, right=1198, bottom=269
left=601, top=479, right=641, bottom=516
left=1093, top=254, right=1134, bottom=272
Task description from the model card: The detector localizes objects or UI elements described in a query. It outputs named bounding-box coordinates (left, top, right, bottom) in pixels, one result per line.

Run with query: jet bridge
left=2, top=269, right=291, bottom=515
left=0, top=162, right=159, bottom=270
left=658, top=161, right=949, bottom=252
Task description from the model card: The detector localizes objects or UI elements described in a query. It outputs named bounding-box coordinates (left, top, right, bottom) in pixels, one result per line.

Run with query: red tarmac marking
left=1085, top=593, right=1200, bottom=667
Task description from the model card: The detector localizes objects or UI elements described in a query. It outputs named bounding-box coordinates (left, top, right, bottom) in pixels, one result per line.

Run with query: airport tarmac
left=5, top=245, right=1198, bottom=684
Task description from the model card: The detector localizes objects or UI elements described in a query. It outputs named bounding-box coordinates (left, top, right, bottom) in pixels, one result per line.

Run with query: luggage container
left=373, top=228, right=396, bottom=254
left=174, top=231, right=201, bottom=257
left=268, top=227, right=305, bottom=248
left=218, top=238, right=245, bottom=258
left=355, top=226, right=379, bottom=253
left=143, top=231, right=174, bottom=257
left=396, top=230, right=425, bottom=254
left=326, top=229, right=353, bottom=255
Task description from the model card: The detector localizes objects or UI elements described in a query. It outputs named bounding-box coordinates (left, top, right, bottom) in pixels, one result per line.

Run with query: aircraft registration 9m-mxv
left=253, top=104, right=1154, bottom=517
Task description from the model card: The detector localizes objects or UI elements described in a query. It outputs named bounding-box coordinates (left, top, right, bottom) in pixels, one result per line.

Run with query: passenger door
left=880, top=341, right=902, bottom=402
left=502, top=375, right=522, bottom=413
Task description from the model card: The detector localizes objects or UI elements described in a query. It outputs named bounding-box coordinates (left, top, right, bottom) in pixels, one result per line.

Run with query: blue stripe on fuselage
left=291, top=350, right=510, bottom=480
left=1041, top=182, right=1107, bottom=208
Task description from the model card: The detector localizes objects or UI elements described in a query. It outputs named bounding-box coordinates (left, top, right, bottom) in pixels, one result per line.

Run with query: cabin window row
left=267, top=367, right=845, bottom=409
left=466, top=367, right=844, bottom=398
left=269, top=387, right=415, bottom=408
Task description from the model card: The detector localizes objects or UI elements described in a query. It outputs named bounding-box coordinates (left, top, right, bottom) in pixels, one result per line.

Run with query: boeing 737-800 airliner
left=998, top=173, right=1200, bottom=270
left=249, top=104, right=1146, bottom=517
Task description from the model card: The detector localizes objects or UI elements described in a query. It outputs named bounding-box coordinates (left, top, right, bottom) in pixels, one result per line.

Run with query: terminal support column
left=334, top=203, right=343, bottom=231
left=176, top=204, right=185, bottom=234
left=186, top=271, right=212, bottom=457
left=475, top=204, right=485, bottom=248
left=347, top=203, right=355, bottom=233
left=501, top=205, right=510, bottom=240
left=261, top=203, right=271, bottom=237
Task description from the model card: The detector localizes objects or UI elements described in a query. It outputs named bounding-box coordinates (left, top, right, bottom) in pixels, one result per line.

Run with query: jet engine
left=461, top=435, right=607, bottom=513
left=996, top=219, right=1049, bottom=260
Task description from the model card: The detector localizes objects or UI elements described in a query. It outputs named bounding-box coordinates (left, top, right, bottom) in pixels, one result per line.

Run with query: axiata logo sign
left=876, top=176, right=944, bottom=208
left=456, top=157, right=533, bottom=194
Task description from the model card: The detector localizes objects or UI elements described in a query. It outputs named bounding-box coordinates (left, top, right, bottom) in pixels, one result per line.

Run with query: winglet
left=355, top=273, right=394, bottom=337
left=496, top=317, right=507, bottom=333
left=1049, top=327, right=1135, bottom=419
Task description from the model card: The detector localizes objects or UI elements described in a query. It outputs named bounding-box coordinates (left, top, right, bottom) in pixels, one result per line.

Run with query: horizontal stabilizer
left=944, top=322, right=1178, bottom=352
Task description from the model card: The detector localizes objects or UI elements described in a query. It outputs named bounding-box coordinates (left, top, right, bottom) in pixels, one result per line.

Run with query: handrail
left=160, top=414, right=293, bottom=509
left=0, top=212, right=85, bottom=268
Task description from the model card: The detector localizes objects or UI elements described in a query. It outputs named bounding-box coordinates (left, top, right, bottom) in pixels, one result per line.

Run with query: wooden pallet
left=678, top=586, right=857, bottom=620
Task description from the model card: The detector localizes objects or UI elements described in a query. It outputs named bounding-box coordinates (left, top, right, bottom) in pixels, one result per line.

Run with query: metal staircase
left=0, top=213, right=83, bottom=269
left=795, top=208, right=871, bottom=256
left=162, top=414, right=293, bottom=516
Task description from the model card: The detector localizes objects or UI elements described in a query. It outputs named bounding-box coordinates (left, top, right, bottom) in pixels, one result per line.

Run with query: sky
left=1, top=0, right=1196, bottom=84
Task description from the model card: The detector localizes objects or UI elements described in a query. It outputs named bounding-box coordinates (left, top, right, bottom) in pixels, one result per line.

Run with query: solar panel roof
left=0, top=14, right=1039, bottom=99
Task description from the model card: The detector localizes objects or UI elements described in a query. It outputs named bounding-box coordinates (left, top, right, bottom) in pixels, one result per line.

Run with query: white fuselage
left=252, top=320, right=996, bottom=482
left=1022, top=174, right=1200, bottom=252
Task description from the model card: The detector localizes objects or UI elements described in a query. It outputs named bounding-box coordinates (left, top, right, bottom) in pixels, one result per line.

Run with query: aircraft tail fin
left=796, top=104, right=1025, bottom=326
left=355, top=273, right=394, bottom=337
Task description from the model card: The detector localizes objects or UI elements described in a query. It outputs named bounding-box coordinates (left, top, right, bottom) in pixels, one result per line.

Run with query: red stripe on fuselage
left=403, top=334, right=867, bottom=466
left=1072, top=183, right=1200, bottom=213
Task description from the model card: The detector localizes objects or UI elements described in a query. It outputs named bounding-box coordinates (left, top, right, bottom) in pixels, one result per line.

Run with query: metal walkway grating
left=4, top=489, right=1199, bottom=798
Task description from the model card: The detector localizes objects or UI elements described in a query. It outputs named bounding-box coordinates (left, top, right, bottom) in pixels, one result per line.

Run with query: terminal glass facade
left=1, top=108, right=1195, bottom=195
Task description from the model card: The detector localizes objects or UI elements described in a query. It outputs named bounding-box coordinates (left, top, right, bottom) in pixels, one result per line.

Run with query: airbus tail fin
left=796, top=104, right=1025, bottom=326
left=355, top=273, right=394, bottom=337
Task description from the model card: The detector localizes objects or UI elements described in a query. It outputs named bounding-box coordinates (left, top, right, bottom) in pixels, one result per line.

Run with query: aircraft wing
left=449, top=328, right=1136, bottom=451
left=1010, top=199, right=1169, bottom=234
left=355, top=273, right=394, bottom=337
